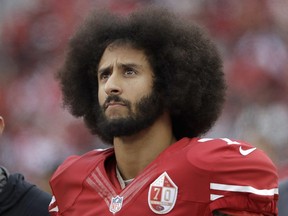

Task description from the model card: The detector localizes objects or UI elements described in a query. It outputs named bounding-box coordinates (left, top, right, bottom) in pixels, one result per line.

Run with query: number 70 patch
left=148, top=172, right=178, bottom=214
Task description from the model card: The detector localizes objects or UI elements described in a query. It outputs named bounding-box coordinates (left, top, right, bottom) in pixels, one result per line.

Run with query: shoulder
left=50, top=148, right=113, bottom=181
left=186, top=138, right=278, bottom=184
left=186, top=138, right=277, bottom=172
left=185, top=138, right=278, bottom=214
left=49, top=148, right=114, bottom=213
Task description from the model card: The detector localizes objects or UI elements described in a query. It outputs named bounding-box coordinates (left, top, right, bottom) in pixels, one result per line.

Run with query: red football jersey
left=49, top=138, right=278, bottom=215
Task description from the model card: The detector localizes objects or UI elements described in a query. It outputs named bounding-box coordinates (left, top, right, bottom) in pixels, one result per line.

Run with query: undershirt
left=115, top=166, right=134, bottom=189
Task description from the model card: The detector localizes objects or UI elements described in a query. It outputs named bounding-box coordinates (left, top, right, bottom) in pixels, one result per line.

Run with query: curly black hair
left=57, top=7, right=226, bottom=141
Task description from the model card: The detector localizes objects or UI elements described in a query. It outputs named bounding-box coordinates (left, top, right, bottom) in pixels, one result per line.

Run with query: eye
left=124, top=70, right=135, bottom=75
left=123, top=67, right=137, bottom=76
left=99, top=70, right=111, bottom=81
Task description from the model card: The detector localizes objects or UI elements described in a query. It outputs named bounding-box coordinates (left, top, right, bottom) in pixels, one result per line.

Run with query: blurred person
left=278, top=178, right=288, bottom=216
left=47, top=7, right=278, bottom=216
left=0, top=116, right=51, bottom=216
left=0, top=8, right=278, bottom=216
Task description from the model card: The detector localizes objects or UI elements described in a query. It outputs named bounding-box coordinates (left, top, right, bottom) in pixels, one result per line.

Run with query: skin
left=97, top=44, right=176, bottom=180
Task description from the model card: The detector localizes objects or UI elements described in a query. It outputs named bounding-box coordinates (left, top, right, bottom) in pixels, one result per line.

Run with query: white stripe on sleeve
left=210, top=183, right=278, bottom=197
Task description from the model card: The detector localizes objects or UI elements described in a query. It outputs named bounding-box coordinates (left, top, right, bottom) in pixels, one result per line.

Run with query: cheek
left=98, top=87, right=106, bottom=106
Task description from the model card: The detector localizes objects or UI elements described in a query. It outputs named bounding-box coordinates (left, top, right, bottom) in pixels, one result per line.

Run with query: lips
left=104, top=101, right=125, bottom=110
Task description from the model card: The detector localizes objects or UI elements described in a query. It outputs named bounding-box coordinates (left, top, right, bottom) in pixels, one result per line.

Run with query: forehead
left=98, top=44, right=150, bottom=68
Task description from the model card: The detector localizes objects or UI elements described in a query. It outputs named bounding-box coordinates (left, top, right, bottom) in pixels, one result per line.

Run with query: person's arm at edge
left=0, top=166, right=51, bottom=216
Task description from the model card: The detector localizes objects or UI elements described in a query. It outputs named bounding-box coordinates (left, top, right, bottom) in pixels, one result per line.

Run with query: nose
left=104, top=72, right=122, bottom=96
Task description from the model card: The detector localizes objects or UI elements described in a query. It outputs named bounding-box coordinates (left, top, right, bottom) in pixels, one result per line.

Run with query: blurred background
left=0, top=0, right=287, bottom=192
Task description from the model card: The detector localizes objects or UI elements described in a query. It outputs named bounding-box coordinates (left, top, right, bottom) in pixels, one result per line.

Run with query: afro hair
left=57, top=6, right=226, bottom=140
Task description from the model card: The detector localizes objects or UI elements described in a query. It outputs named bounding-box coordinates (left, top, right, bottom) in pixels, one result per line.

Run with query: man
left=0, top=7, right=280, bottom=216
left=0, top=116, right=51, bottom=215
left=48, top=7, right=278, bottom=216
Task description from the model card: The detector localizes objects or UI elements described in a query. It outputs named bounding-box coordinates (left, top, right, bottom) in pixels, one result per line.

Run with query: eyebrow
left=97, top=63, right=143, bottom=75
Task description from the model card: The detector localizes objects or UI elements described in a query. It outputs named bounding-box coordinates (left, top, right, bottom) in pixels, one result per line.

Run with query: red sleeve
left=50, top=155, right=80, bottom=180
left=188, top=138, right=279, bottom=215
left=49, top=155, right=80, bottom=215
left=49, top=149, right=113, bottom=214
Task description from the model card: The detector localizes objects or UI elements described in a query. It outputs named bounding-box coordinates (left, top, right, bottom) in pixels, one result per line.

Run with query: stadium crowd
left=0, top=0, right=287, bottom=192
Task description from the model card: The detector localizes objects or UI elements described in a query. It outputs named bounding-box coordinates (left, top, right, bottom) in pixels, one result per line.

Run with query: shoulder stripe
left=210, top=183, right=278, bottom=198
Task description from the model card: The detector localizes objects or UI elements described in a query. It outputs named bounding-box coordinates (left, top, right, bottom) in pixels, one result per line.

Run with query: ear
left=0, top=116, right=4, bottom=134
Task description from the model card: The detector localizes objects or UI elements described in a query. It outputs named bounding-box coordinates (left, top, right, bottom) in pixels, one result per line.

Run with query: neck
left=113, top=112, right=176, bottom=180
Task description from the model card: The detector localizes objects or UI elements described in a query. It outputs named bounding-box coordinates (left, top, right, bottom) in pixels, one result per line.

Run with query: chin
left=106, top=116, right=128, bottom=123
left=106, top=110, right=129, bottom=119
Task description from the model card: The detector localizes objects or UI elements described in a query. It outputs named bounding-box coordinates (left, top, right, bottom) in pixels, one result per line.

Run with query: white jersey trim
left=210, top=183, right=278, bottom=199
left=210, top=194, right=224, bottom=201
left=49, top=196, right=59, bottom=212
left=50, top=206, right=59, bottom=212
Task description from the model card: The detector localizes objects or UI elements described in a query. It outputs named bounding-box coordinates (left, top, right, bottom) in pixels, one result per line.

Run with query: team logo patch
left=148, top=172, right=178, bottom=214
left=109, top=195, right=123, bottom=213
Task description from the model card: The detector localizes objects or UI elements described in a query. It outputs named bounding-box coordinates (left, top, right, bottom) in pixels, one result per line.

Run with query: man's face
left=95, top=44, right=163, bottom=142
left=98, top=44, right=155, bottom=119
left=0, top=116, right=4, bottom=135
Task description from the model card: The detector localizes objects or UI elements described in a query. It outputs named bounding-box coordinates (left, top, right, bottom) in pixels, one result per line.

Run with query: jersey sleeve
left=49, top=155, right=80, bottom=215
left=187, top=138, right=278, bottom=215
left=49, top=148, right=112, bottom=215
